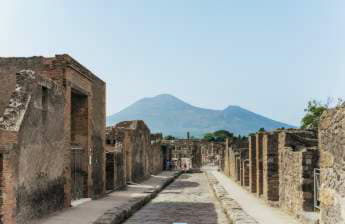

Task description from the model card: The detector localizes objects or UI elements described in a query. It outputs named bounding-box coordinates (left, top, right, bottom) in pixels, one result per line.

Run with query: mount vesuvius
left=107, top=94, right=295, bottom=137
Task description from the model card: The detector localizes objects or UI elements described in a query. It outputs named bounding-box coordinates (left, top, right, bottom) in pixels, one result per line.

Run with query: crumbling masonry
left=221, top=129, right=320, bottom=223
left=0, top=55, right=106, bottom=224
left=319, top=104, right=345, bottom=224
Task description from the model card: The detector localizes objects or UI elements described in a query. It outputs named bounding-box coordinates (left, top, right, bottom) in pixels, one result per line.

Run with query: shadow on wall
left=125, top=202, right=221, bottom=224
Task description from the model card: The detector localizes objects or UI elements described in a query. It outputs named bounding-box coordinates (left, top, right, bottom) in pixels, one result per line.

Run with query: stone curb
left=93, top=172, right=181, bottom=224
left=206, top=172, right=259, bottom=224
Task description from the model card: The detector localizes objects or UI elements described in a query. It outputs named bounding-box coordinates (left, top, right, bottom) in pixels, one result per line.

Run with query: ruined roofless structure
left=0, top=55, right=106, bottom=224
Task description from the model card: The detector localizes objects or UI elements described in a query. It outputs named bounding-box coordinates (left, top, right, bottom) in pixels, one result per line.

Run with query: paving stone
left=124, top=173, right=229, bottom=224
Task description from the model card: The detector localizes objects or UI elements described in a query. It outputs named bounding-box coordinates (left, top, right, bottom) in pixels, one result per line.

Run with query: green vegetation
left=301, top=98, right=344, bottom=129
left=164, top=135, right=177, bottom=140
left=203, top=130, right=247, bottom=142
left=301, top=100, right=328, bottom=129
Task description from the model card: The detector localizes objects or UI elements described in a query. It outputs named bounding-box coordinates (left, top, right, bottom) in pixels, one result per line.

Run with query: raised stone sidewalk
left=36, top=171, right=179, bottom=224
left=206, top=172, right=259, bottom=224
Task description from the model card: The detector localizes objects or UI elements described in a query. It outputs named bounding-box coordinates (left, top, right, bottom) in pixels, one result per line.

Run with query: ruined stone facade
left=222, top=138, right=249, bottom=188
left=163, top=139, right=203, bottom=170
left=319, top=105, right=345, bottom=224
left=262, top=132, right=279, bottom=203
left=256, top=133, right=264, bottom=197
left=201, top=142, right=225, bottom=167
left=248, top=135, right=257, bottom=193
left=106, top=121, right=165, bottom=187
left=220, top=129, right=321, bottom=223
left=278, top=129, right=319, bottom=218
left=149, top=133, right=164, bottom=175
left=111, top=121, right=152, bottom=183
left=0, top=55, right=106, bottom=224
left=105, top=127, right=127, bottom=191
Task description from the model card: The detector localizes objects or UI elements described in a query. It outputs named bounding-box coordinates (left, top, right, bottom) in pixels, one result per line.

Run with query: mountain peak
left=224, top=105, right=244, bottom=111
left=154, top=93, right=177, bottom=98
left=149, top=94, right=181, bottom=101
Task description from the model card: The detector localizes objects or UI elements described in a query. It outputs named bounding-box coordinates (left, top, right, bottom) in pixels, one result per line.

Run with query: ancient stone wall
left=149, top=134, right=164, bottom=175
left=0, top=71, right=65, bottom=224
left=319, top=105, right=345, bottom=224
left=0, top=73, right=15, bottom=117
left=256, top=133, right=264, bottom=197
left=240, top=149, right=249, bottom=186
left=249, top=135, right=257, bottom=193
left=242, top=159, right=250, bottom=187
left=114, top=121, right=151, bottom=183
left=105, top=128, right=126, bottom=191
left=165, top=139, right=206, bottom=170
left=222, top=138, right=248, bottom=185
left=278, top=129, right=318, bottom=218
left=0, top=55, right=107, bottom=201
left=222, top=140, right=231, bottom=177
left=0, top=55, right=106, bottom=223
left=279, top=146, right=319, bottom=217
left=227, top=146, right=237, bottom=180
left=263, top=132, right=279, bottom=202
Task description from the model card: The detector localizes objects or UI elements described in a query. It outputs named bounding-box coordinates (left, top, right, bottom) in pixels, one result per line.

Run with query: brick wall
left=113, top=121, right=151, bottom=183
left=249, top=135, right=257, bottom=193
left=263, top=132, right=279, bottom=202
left=256, top=133, right=264, bottom=197
left=0, top=55, right=106, bottom=222
left=242, top=160, right=250, bottom=187
left=0, top=71, right=66, bottom=224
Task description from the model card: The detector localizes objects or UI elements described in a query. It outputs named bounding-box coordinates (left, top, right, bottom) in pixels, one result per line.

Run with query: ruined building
left=278, top=129, right=319, bottom=220
left=105, top=120, right=165, bottom=185
left=200, top=142, right=225, bottom=167
left=111, top=121, right=151, bottom=183
left=319, top=104, right=345, bottom=224
left=162, top=139, right=204, bottom=170
left=149, top=133, right=164, bottom=175
left=223, top=138, right=249, bottom=187
left=105, top=127, right=126, bottom=191
left=0, top=55, right=106, bottom=224
left=221, top=128, right=320, bottom=223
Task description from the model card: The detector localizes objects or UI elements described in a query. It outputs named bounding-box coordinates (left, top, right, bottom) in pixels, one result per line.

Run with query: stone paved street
left=124, top=173, right=229, bottom=224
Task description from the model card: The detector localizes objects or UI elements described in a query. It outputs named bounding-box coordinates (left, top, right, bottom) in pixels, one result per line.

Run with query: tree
left=164, top=135, right=176, bottom=140
left=203, top=133, right=215, bottom=142
left=213, top=130, right=234, bottom=142
left=258, top=127, right=265, bottom=132
left=203, top=130, right=235, bottom=142
left=301, top=100, right=327, bottom=129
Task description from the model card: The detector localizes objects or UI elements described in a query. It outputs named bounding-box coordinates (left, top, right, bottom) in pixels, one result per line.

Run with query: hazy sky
left=2, top=1, right=345, bottom=126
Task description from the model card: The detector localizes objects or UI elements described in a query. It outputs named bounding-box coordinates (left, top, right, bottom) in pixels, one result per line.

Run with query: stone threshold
left=94, top=172, right=181, bottom=224
left=206, top=172, right=259, bottom=224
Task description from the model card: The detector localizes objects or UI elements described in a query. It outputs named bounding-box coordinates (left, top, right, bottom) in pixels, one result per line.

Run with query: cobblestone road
left=124, top=173, right=229, bottom=224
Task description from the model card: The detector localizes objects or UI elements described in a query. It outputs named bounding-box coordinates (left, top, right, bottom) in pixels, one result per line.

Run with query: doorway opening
left=106, top=153, right=115, bottom=191
left=71, top=90, right=89, bottom=201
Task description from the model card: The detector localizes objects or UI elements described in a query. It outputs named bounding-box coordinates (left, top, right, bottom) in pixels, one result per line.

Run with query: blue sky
left=2, top=1, right=345, bottom=126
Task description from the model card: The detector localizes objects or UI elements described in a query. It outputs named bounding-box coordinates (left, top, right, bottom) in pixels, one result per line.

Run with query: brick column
left=256, top=133, right=264, bottom=197
left=263, top=132, right=279, bottom=202
left=249, top=135, right=257, bottom=193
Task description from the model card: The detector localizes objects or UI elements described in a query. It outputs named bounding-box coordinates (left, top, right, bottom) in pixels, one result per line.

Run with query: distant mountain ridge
left=107, top=94, right=295, bottom=137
